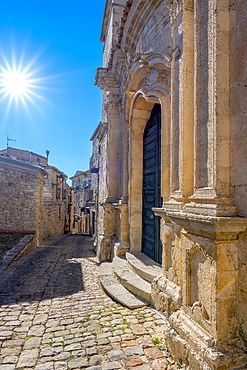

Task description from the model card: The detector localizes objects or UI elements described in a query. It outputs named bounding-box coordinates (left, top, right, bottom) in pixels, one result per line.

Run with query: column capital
left=95, top=68, right=120, bottom=92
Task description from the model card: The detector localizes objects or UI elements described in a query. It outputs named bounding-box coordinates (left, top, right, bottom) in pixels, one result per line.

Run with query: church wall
left=229, top=1, right=247, bottom=347
left=230, top=0, right=247, bottom=217
left=96, top=0, right=247, bottom=368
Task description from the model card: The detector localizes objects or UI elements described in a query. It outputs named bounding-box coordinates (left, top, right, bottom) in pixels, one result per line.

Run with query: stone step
left=126, top=252, right=162, bottom=283
left=112, top=256, right=152, bottom=304
left=99, top=262, right=146, bottom=309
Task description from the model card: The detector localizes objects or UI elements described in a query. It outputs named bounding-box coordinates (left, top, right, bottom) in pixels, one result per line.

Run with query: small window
left=56, top=187, right=61, bottom=199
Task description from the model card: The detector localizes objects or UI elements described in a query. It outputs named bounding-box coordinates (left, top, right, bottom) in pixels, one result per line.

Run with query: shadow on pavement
left=0, top=235, right=96, bottom=306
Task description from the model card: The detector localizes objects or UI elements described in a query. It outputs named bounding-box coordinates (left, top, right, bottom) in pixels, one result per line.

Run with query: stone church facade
left=95, top=0, right=247, bottom=368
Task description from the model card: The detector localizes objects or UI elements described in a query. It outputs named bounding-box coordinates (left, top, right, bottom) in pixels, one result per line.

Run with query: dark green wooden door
left=142, top=104, right=162, bottom=264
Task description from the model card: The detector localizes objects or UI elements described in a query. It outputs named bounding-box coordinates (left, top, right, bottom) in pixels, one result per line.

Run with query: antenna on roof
left=7, top=135, right=16, bottom=147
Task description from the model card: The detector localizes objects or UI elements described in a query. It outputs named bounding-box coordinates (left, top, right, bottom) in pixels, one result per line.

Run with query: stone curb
left=1, top=234, right=35, bottom=267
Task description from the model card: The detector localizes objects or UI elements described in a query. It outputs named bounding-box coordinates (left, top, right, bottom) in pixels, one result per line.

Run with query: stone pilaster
left=95, top=68, right=122, bottom=261
left=184, top=0, right=236, bottom=217
left=114, top=199, right=130, bottom=256
left=163, top=0, right=194, bottom=212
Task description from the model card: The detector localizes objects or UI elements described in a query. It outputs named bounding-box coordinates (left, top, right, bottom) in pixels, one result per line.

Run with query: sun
left=0, top=45, right=51, bottom=119
left=0, top=67, right=30, bottom=98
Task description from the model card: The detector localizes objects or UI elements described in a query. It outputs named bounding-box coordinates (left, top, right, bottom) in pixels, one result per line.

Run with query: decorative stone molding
left=151, top=275, right=182, bottom=316
left=135, top=68, right=171, bottom=94
left=165, top=0, right=183, bottom=24
left=95, top=68, right=119, bottom=92
left=117, top=0, right=133, bottom=47
left=157, top=210, right=247, bottom=240
left=165, top=0, right=193, bottom=24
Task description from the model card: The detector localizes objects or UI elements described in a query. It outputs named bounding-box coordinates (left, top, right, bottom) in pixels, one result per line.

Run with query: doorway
left=142, top=104, right=162, bottom=264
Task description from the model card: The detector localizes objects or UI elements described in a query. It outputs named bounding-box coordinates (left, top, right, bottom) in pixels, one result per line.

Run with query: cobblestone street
left=0, top=235, right=182, bottom=370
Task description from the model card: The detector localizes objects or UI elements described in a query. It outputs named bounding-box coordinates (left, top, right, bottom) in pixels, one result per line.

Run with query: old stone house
left=89, top=122, right=105, bottom=243
left=42, top=165, right=70, bottom=239
left=0, top=156, right=46, bottom=244
left=95, top=0, right=247, bottom=369
left=0, top=146, right=48, bottom=167
left=0, top=148, right=70, bottom=243
left=70, top=170, right=91, bottom=234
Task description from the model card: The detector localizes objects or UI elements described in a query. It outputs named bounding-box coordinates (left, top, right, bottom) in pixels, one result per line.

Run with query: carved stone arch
left=126, top=69, right=171, bottom=251
left=123, top=51, right=171, bottom=94
left=119, top=0, right=171, bottom=60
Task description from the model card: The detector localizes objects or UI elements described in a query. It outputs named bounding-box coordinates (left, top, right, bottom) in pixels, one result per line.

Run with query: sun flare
left=1, top=67, right=30, bottom=98
left=0, top=46, right=51, bottom=119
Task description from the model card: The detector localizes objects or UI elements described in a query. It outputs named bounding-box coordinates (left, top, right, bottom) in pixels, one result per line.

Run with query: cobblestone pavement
left=0, top=235, right=184, bottom=370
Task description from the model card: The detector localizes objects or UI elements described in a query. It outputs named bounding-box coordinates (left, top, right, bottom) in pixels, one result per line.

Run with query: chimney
left=46, top=150, right=50, bottom=164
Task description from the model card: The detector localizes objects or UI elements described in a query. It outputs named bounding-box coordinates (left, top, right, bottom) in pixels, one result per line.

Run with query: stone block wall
left=42, top=167, right=68, bottom=239
left=0, top=158, right=44, bottom=242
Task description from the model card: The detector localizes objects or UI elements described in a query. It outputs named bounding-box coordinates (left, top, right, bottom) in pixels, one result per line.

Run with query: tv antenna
left=7, top=135, right=16, bottom=147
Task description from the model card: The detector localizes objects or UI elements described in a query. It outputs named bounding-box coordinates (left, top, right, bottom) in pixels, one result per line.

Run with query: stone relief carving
left=137, top=67, right=171, bottom=91
left=165, top=0, right=183, bottom=23
left=137, top=76, right=149, bottom=91
left=125, top=49, right=142, bottom=68
left=165, top=0, right=194, bottom=23
left=157, top=70, right=171, bottom=87
left=186, top=242, right=215, bottom=323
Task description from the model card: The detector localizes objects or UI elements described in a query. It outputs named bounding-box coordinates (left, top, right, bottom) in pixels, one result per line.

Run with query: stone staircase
left=99, top=252, right=162, bottom=309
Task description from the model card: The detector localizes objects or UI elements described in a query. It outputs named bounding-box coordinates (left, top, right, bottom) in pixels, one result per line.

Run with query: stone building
left=42, top=165, right=70, bottom=239
left=0, top=148, right=70, bottom=242
left=70, top=170, right=91, bottom=234
left=0, top=146, right=48, bottom=167
left=89, top=122, right=105, bottom=244
left=95, top=0, right=247, bottom=369
left=0, top=156, right=46, bottom=244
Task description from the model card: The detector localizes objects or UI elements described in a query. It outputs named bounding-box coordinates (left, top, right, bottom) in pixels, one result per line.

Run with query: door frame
left=142, top=104, right=162, bottom=264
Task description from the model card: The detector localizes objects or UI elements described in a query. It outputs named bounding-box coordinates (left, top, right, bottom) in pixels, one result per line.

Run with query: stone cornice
left=153, top=208, right=247, bottom=240
left=117, top=0, right=133, bottom=48
left=97, top=121, right=107, bottom=142
left=95, top=68, right=120, bottom=91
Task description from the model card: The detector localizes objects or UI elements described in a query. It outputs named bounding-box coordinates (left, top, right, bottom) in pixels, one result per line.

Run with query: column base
left=184, top=192, right=238, bottom=217
left=96, top=236, right=114, bottom=262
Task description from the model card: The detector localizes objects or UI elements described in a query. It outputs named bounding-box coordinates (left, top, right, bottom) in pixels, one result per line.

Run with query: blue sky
left=0, top=1, right=105, bottom=181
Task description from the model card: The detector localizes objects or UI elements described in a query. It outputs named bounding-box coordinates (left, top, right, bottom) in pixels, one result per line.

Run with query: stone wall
left=230, top=0, right=247, bottom=217
left=229, top=0, right=247, bottom=350
left=95, top=0, right=247, bottom=368
left=0, top=157, right=44, bottom=243
left=42, top=167, right=68, bottom=239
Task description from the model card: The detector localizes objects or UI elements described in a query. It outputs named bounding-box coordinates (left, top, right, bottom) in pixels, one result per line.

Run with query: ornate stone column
left=95, top=68, right=121, bottom=261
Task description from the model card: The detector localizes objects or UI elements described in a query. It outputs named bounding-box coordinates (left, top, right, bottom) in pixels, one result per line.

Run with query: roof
left=0, top=156, right=47, bottom=176
left=0, top=147, right=47, bottom=161
left=70, top=170, right=90, bottom=180
left=45, top=165, right=68, bottom=179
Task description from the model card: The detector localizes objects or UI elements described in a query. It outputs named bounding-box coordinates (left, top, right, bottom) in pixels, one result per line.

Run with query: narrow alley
left=0, top=235, right=183, bottom=370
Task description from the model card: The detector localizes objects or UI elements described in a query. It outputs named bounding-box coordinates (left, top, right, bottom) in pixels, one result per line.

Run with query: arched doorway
left=142, top=104, right=162, bottom=264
